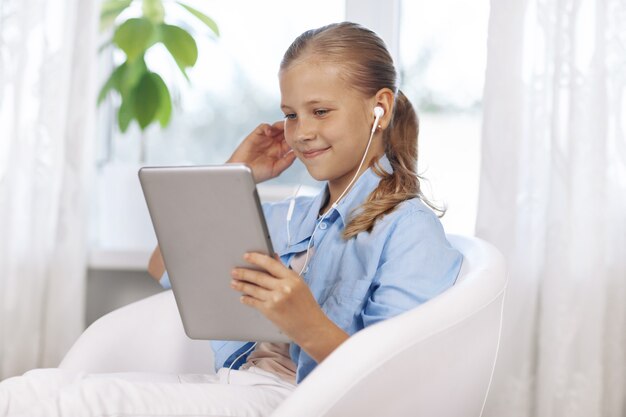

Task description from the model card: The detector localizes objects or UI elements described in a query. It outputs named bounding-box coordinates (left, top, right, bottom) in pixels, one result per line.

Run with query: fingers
left=243, top=252, right=290, bottom=278
left=262, top=124, right=275, bottom=137
left=254, top=123, right=271, bottom=137
left=231, top=267, right=276, bottom=302
left=240, top=295, right=262, bottom=308
left=260, top=122, right=284, bottom=139
left=231, top=267, right=278, bottom=289
left=251, top=122, right=285, bottom=146
left=271, top=120, right=285, bottom=132
left=251, top=123, right=278, bottom=140
left=231, top=279, right=271, bottom=301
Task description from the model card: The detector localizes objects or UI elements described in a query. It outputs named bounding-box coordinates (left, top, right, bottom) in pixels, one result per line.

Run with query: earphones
left=288, top=105, right=385, bottom=275
left=372, top=106, right=384, bottom=133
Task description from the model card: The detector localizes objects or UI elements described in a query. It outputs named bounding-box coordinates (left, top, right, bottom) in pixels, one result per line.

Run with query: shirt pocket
left=322, top=278, right=372, bottom=330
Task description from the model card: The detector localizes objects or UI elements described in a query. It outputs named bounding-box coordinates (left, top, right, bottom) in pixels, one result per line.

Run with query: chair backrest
left=271, top=234, right=507, bottom=417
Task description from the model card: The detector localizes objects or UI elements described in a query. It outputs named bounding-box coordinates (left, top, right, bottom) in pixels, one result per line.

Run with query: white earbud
left=371, top=106, right=384, bottom=134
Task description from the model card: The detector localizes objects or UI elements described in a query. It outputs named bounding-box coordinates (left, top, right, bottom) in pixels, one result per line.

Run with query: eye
left=314, top=109, right=329, bottom=117
left=284, top=113, right=297, bottom=120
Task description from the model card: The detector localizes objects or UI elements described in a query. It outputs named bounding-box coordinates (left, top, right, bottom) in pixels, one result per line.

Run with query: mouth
left=301, top=146, right=331, bottom=159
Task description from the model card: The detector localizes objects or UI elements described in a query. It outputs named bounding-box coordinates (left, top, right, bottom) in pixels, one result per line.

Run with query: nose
left=294, top=117, right=315, bottom=142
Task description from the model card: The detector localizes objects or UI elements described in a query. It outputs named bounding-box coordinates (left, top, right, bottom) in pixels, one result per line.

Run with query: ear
left=373, top=88, right=395, bottom=130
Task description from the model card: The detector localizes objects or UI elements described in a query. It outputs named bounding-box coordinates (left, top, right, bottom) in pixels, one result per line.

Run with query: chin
left=306, top=169, right=329, bottom=182
left=302, top=164, right=332, bottom=182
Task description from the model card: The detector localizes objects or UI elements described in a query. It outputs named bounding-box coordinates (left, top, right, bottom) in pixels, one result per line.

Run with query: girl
left=0, top=22, right=462, bottom=417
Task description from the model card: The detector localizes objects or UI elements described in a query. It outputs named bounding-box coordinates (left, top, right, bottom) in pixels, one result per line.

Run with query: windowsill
left=88, top=248, right=153, bottom=271
left=89, top=184, right=321, bottom=271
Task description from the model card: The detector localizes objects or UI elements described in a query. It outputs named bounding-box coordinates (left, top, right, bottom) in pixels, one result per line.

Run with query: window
left=399, top=0, right=489, bottom=234
left=92, top=0, right=488, bottom=258
left=102, top=0, right=344, bottom=182
left=93, top=1, right=343, bottom=254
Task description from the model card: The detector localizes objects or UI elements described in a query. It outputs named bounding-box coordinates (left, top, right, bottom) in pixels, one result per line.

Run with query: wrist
left=296, top=313, right=349, bottom=363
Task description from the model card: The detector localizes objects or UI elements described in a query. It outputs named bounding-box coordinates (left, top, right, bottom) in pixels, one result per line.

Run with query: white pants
left=0, top=366, right=296, bottom=417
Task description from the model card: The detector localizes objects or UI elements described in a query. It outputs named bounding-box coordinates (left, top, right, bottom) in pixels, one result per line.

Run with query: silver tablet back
left=139, top=164, right=290, bottom=343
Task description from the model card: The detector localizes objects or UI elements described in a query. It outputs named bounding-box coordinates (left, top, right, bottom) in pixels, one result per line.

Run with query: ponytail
left=343, top=90, right=444, bottom=239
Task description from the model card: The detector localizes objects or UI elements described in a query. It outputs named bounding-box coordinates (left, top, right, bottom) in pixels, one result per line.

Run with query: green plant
left=97, top=0, right=219, bottom=133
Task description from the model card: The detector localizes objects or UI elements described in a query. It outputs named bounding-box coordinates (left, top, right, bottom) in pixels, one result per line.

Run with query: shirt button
left=319, top=222, right=327, bottom=230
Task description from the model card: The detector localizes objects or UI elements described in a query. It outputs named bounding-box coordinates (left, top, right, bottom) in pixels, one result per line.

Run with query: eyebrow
left=280, top=99, right=336, bottom=110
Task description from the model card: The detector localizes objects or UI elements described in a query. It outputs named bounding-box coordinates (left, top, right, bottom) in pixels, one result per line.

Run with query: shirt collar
left=280, top=154, right=392, bottom=255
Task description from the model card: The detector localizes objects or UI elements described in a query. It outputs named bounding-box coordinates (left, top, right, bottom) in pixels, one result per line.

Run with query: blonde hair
left=281, top=22, right=443, bottom=239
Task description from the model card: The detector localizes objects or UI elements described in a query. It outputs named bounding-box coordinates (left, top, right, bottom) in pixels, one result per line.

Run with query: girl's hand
left=227, top=122, right=296, bottom=183
left=231, top=252, right=349, bottom=362
left=147, top=245, right=165, bottom=282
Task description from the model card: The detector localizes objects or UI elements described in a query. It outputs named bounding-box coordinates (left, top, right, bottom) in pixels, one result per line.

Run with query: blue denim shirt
left=159, top=155, right=463, bottom=383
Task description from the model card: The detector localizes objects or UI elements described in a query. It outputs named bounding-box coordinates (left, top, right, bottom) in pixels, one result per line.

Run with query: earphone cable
left=226, top=341, right=258, bottom=384
left=287, top=183, right=303, bottom=247
left=298, top=124, right=377, bottom=276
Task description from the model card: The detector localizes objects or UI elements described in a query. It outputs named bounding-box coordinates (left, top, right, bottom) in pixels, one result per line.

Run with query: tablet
left=139, top=164, right=290, bottom=343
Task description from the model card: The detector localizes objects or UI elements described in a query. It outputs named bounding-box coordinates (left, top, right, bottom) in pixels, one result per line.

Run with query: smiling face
left=279, top=58, right=384, bottom=199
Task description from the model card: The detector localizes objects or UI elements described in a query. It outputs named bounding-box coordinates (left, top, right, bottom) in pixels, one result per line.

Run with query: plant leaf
left=100, top=0, right=133, bottom=32
left=149, top=73, right=172, bottom=127
left=176, top=2, right=219, bottom=36
left=98, top=63, right=126, bottom=105
left=132, top=72, right=161, bottom=130
left=159, top=24, right=198, bottom=76
left=142, top=0, right=164, bottom=24
left=113, top=18, right=155, bottom=61
left=118, top=92, right=135, bottom=132
left=120, top=58, right=147, bottom=95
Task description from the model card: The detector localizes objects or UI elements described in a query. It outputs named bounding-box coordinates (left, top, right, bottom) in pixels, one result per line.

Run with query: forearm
left=296, top=315, right=350, bottom=364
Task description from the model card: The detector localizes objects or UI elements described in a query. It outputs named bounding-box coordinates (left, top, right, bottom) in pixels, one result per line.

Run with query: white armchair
left=60, top=235, right=506, bottom=417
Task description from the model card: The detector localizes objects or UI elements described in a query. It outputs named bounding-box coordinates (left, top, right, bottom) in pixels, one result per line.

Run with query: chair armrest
left=59, top=290, right=214, bottom=374
left=271, top=235, right=507, bottom=417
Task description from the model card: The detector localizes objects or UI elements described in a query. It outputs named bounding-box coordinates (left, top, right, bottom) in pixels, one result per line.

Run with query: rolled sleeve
left=159, top=271, right=171, bottom=289
left=361, top=209, right=463, bottom=327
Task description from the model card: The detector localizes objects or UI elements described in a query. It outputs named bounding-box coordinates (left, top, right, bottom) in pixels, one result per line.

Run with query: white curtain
left=477, top=0, right=626, bottom=416
left=0, top=0, right=97, bottom=378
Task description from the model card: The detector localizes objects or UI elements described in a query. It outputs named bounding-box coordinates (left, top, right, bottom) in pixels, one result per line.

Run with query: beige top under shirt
left=239, top=249, right=313, bottom=384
